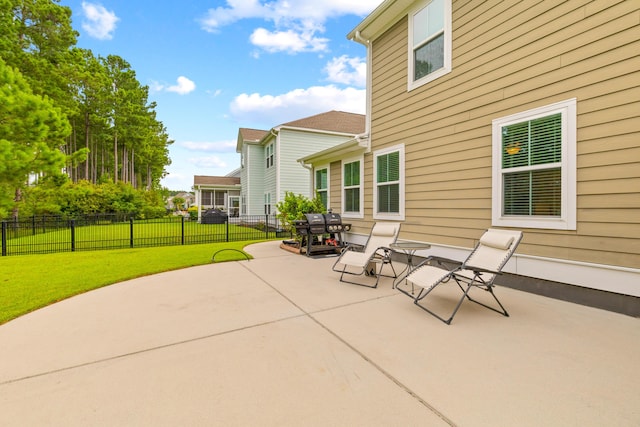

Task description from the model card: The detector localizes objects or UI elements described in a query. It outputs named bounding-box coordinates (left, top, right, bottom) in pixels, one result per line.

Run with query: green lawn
left=0, top=240, right=260, bottom=325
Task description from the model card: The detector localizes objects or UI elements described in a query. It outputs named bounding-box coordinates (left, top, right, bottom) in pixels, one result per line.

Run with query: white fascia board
left=297, top=137, right=368, bottom=166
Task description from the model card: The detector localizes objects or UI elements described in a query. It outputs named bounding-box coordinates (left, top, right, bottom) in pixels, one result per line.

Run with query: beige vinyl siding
left=329, top=160, right=342, bottom=213
left=366, top=0, right=640, bottom=268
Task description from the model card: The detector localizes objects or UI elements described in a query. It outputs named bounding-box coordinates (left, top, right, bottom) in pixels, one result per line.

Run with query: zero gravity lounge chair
left=396, top=229, right=523, bottom=325
left=332, top=222, right=401, bottom=288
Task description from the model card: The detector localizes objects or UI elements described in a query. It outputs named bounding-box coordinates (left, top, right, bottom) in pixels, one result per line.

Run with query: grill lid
left=304, top=213, right=325, bottom=225
left=324, top=213, right=342, bottom=225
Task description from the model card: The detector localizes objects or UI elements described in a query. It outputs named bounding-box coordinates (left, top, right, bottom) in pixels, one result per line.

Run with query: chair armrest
left=373, top=246, right=393, bottom=258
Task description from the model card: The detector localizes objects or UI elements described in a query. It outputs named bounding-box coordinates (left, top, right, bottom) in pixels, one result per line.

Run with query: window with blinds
left=374, top=145, right=404, bottom=220
left=343, top=160, right=360, bottom=213
left=376, top=151, right=400, bottom=213
left=501, top=113, right=562, bottom=217
left=315, top=168, right=328, bottom=209
left=492, top=99, right=576, bottom=230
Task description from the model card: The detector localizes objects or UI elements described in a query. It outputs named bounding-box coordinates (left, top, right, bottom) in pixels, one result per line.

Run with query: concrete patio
left=0, top=240, right=638, bottom=426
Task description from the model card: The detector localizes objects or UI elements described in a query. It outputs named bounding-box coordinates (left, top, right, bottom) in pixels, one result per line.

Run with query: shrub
left=275, top=191, right=325, bottom=241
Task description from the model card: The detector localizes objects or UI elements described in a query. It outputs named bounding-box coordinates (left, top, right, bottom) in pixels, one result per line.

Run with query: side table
left=389, top=242, right=431, bottom=288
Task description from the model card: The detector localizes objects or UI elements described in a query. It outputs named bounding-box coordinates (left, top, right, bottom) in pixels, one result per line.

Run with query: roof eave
left=347, top=0, right=414, bottom=42
left=275, top=125, right=363, bottom=138
left=298, top=134, right=369, bottom=165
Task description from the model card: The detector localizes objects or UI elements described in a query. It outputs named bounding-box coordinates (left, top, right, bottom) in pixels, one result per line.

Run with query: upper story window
left=492, top=99, right=577, bottom=230
left=315, top=167, right=328, bottom=209
left=374, top=145, right=405, bottom=220
left=408, top=0, right=452, bottom=91
left=266, top=143, right=274, bottom=169
left=342, top=157, right=363, bottom=218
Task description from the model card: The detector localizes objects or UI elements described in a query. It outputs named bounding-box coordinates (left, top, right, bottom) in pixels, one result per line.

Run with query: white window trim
left=314, top=164, right=330, bottom=210
left=373, top=144, right=406, bottom=221
left=407, top=0, right=452, bottom=91
left=341, top=156, right=364, bottom=219
left=491, top=98, right=577, bottom=230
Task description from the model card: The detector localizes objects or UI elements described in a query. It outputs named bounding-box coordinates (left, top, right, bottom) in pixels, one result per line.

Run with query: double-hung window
left=265, top=143, right=274, bottom=169
left=264, top=192, right=271, bottom=215
left=342, top=158, right=363, bottom=218
left=408, top=0, right=452, bottom=90
left=374, top=145, right=405, bottom=220
left=492, top=99, right=577, bottom=230
left=315, top=167, right=328, bottom=209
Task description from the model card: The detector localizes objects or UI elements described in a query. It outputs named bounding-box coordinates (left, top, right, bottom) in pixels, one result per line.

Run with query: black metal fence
left=0, top=214, right=290, bottom=256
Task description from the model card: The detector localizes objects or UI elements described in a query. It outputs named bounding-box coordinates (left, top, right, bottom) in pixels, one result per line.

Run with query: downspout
left=298, top=160, right=314, bottom=198
left=351, top=31, right=372, bottom=152
left=270, top=128, right=279, bottom=215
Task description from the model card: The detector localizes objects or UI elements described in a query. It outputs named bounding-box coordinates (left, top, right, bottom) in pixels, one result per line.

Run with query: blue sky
left=60, top=0, right=382, bottom=191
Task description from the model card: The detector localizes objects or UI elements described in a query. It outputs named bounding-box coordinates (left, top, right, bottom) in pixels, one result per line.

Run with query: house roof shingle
left=280, top=110, right=365, bottom=135
left=239, top=128, right=269, bottom=142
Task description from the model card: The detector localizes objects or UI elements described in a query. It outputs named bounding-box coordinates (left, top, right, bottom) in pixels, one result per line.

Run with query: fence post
left=70, top=219, right=76, bottom=252
left=32, top=215, right=36, bottom=235
left=130, top=217, right=134, bottom=248
left=226, top=217, right=230, bottom=242
left=181, top=216, right=185, bottom=245
left=1, top=221, right=6, bottom=256
left=265, top=215, right=269, bottom=240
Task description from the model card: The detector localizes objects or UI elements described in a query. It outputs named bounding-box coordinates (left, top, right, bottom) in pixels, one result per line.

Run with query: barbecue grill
left=293, top=212, right=351, bottom=256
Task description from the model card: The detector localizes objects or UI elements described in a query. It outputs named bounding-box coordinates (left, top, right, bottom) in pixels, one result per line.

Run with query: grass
left=0, top=240, right=261, bottom=325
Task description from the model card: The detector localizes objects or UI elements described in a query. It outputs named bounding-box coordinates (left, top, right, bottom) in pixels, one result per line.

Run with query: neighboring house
left=193, top=173, right=241, bottom=221
left=300, top=0, right=639, bottom=314
left=236, top=110, right=366, bottom=216
left=166, top=191, right=195, bottom=211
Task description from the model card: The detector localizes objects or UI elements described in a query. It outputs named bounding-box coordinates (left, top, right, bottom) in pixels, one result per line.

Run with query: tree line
left=0, top=0, right=172, bottom=219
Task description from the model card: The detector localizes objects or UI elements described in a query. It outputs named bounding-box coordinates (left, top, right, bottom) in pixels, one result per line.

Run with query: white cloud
left=148, top=80, right=165, bottom=93
left=200, top=0, right=379, bottom=54
left=230, top=85, right=365, bottom=126
left=207, top=89, right=223, bottom=97
left=181, top=140, right=236, bottom=152
left=324, top=55, right=366, bottom=87
left=189, top=155, right=227, bottom=169
left=250, top=27, right=328, bottom=54
left=167, top=76, right=196, bottom=95
left=150, top=77, right=196, bottom=95
left=81, top=2, right=119, bottom=40
left=201, top=1, right=379, bottom=30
